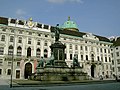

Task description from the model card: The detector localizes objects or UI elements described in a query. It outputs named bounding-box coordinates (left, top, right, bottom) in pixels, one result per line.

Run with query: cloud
left=47, top=0, right=84, bottom=4
left=15, top=9, right=27, bottom=19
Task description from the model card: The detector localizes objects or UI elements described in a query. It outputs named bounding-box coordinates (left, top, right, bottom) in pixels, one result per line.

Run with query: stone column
left=22, top=36, right=26, bottom=56
left=41, top=39, right=44, bottom=57
left=14, top=35, right=17, bottom=55
left=4, top=34, right=9, bottom=55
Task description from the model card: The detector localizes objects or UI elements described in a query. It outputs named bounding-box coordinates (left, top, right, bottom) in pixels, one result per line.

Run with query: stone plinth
left=50, top=41, right=67, bottom=67
left=30, top=67, right=87, bottom=81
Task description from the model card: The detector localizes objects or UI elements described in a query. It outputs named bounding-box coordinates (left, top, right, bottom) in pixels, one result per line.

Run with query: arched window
left=18, top=37, right=22, bottom=43
left=8, top=45, right=13, bottom=55
left=27, top=47, right=31, bottom=57
left=36, top=48, right=40, bottom=58
left=1, top=35, right=5, bottom=41
left=91, top=54, right=94, bottom=62
left=86, top=55, right=88, bottom=60
left=10, top=36, right=14, bottom=42
left=17, top=46, right=22, bottom=56
left=44, top=49, right=48, bottom=58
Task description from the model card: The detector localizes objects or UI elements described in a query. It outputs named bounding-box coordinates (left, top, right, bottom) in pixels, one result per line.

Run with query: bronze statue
left=46, top=52, right=55, bottom=66
left=37, top=57, right=44, bottom=68
left=73, top=54, right=80, bottom=67
left=55, top=24, right=60, bottom=42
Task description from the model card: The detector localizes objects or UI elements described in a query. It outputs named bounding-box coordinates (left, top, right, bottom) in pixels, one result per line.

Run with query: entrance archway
left=91, top=64, right=95, bottom=78
left=24, top=63, right=32, bottom=79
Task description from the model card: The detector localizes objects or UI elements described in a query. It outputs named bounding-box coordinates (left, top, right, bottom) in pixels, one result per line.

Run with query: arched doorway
left=91, top=64, right=95, bottom=78
left=27, top=47, right=31, bottom=57
left=24, top=63, right=32, bottom=79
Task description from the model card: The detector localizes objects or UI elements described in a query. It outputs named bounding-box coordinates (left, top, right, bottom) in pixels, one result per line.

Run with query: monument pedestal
left=50, top=41, right=68, bottom=68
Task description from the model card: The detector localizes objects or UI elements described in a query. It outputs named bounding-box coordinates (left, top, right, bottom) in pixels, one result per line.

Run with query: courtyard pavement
left=0, top=78, right=118, bottom=87
left=10, top=78, right=117, bottom=87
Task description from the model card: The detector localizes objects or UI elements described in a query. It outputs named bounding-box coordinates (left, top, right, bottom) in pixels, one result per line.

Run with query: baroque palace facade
left=111, top=37, right=120, bottom=78
left=0, top=16, right=112, bottom=79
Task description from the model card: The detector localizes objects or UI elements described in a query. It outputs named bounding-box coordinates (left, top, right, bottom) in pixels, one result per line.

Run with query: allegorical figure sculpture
left=37, top=57, right=44, bottom=68
left=55, top=24, right=60, bottom=42
left=73, top=54, right=80, bottom=67
left=46, top=52, right=55, bottom=66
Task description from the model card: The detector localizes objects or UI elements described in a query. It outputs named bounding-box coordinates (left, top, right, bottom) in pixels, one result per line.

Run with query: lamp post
left=10, top=32, right=15, bottom=88
left=10, top=20, right=17, bottom=88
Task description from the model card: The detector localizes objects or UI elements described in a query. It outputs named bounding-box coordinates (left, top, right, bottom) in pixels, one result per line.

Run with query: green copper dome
left=61, top=17, right=78, bottom=31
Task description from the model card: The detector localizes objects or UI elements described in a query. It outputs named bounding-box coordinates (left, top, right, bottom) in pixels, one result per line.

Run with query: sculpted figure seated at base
left=37, top=57, right=44, bottom=68
left=46, top=52, right=55, bottom=66
left=73, top=54, right=80, bottom=67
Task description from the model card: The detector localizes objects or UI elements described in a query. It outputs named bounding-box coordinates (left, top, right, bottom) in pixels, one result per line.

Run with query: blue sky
left=0, top=0, right=120, bottom=37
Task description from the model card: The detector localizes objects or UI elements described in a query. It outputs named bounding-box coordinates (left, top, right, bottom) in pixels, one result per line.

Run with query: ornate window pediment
left=83, top=33, right=99, bottom=41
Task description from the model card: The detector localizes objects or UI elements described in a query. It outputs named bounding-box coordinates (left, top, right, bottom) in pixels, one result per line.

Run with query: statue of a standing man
left=55, top=24, right=60, bottom=42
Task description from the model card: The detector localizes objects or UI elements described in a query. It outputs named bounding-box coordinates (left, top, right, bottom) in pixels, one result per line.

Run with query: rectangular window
left=112, top=60, right=114, bottom=65
left=80, top=46, right=83, bottom=50
left=1, top=35, right=5, bottom=41
left=118, top=67, right=120, bottom=72
left=69, top=44, right=72, bottom=49
left=116, top=52, right=119, bottom=57
left=64, top=53, right=66, bottom=59
left=28, top=38, right=31, bottom=44
left=70, top=54, right=72, bottom=60
left=17, top=50, right=22, bottom=56
left=108, top=49, right=110, bottom=53
left=7, top=69, right=11, bottom=75
left=44, top=41, right=47, bottom=46
left=97, top=56, right=100, bottom=61
left=0, top=47, right=4, bottom=55
left=111, top=53, right=113, bottom=57
left=106, top=65, right=108, bottom=70
left=19, top=31, right=23, bottom=34
left=104, top=49, right=106, bottom=53
left=86, top=55, right=88, bottom=60
left=28, top=32, right=32, bottom=35
left=11, top=30, right=14, bottom=33
left=17, top=62, right=20, bottom=67
left=2, top=28, right=6, bottom=32
left=37, top=40, right=40, bottom=45
left=75, top=45, right=78, bottom=50
left=10, top=36, right=14, bottom=42
left=113, top=67, right=114, bottom=72
left=8, top=62, right=11, bottom=66
left=100, top=48, right=102, bottom=53
left=97, top=48, right=99, bottom=52
left=105, top=57, right=107, bottom=62
left=101, top=56, right=103, bottom=62
left=0, top=69, right=2, bottom=75
left=85, top=46, right=88, bottom=51
left=44, top=25, right=49, bottom=29
left=18, top=37, right=22, bottom=43
left=0, top=59, right=3, bottom=66
left=117, top=59, right=120, bottom=64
